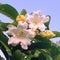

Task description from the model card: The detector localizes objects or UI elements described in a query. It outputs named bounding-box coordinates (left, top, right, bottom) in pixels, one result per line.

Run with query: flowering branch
left=0, top=3, right=60, bottom=60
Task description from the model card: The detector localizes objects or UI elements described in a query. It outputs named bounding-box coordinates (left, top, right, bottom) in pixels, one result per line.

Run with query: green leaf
left=45, top=15, right=51, bottom=29
left=34, top=53, right=46, bottom=60
left=0, top=41, right=11, bottom=60
left=28, top=35, right=51, bottom=50
left=25, top=54, right=33, bottom=60
left=40, top=50, right=53, bottom=60
left=35, top=35, right=51, bottom=44
left=0, top=21, right=9, bottom=31
left=55, top=54, right=60, bottom=60
left=0, top=31, right=8, bottom=45
left=48, top=43, right=60, bottom=60
left=0, top=3, right=18, bottom=20
left=25, top=56, right=32, bottom=60
left=20, top=9, right=27, bottom=15
left=28, top=42, right=51, bottom=50
left=34, top=50, right=41, bottom=57
left=53, top=31, right=60, bottom=38
left=14, top=50, right=25, bottom=60
left=0, top=41, right=11, bottom=56
left=44, top=54, right=53, bottom=60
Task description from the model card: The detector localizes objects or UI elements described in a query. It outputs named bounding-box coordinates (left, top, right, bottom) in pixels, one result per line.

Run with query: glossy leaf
left=0, top=41, right=11, bottom=53
left=20, top=9, right=27, bottom=15
left=34, top=35, right=51, bottom=44
left=44, top=54, right=53, bottom=60
left=14, top=50, right=25, bottom=60
left=48, top=43, right=60, bottom=60
left=0, top=21, right=9, bottom=31
left=55, top=54, right=60, bottom=60
left=0, top=41, right=11, bottom=60
left=0, top=31, right=8, bottom=45
left=0, top=4, right=18, bottom=20
left=33, top=53, right=46, bottom=60
left=28, top=42, right=51, bottom=50
left=25, top=54, right=33, bottom=60
left=53, top=31, right=60, bottom=38
left=28, top=35, right=51, bottom=50
left=40, top=49, right=53, bottom=60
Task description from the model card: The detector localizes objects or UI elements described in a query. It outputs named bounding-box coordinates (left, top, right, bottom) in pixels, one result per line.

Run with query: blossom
left=26, top=10, right=49, bottom=31
left=6, top=24, right=36, bottom=50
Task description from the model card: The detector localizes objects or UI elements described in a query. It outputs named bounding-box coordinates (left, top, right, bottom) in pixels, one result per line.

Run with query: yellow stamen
left=16, top=15, right=26, bottom=22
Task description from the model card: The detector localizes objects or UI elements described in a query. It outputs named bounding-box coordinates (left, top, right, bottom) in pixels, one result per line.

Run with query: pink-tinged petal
left=6, top=24, right=17, bottom=36
left=17, top=21, right=28, bottom=29
left=8, top=37, right=20, bottom=46
left=33, top=10, right=41, bottom=16
left=5, top=28, right=18, bottom=37
left=20, top=38, right=31, bottom=49
left=26, top=29, right=36, bottom=38
left=45, top=16, right=49, bottom=22
left=40, top=15, right=49, bottom=23
left=39, top=24, right=47, bottom=31
left=20, top=38, right=31, bottom=45
left=8, top=36, right=31, bottom=50
left=26, top=16, right=33, bottom=23
left=7, top=25, right=17, bottom=30
left=29, top=23, right=38, bottom=30
left=6, top=30, right=16, bottom=37
left=25, top=13, right=30, bottom=17
left=20, top=43, right=28, bottom=49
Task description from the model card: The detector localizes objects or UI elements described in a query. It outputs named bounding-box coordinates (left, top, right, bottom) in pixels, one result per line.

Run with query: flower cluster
left=6, top=10, right=55, bottom=50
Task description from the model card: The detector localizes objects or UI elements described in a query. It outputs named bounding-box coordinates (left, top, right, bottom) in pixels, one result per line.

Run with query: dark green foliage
left=0, top=31, right=8, bottom=45
left=14, top=50, right=25, bottom=60
left=53, top=31, right=60, bottom=37
left=0, top=21, right=9, bottom=31
left=0, top=4, right=18, bottom=20
left=20, top=9, right=27, bottom=15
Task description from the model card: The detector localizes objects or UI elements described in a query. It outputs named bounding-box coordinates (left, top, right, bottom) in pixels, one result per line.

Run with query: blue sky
left=0, top=0, right=60, bottom=31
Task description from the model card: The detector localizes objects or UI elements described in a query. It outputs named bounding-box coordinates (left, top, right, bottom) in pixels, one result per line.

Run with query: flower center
left=33, top=20, right=38, bottom=25
left=16, top=30, right=27, bottom=38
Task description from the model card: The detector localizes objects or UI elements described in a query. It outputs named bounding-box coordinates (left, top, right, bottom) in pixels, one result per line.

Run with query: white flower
left=6, top=24, right=36, bottom=50
left=26, top=10, right=49, bottom=31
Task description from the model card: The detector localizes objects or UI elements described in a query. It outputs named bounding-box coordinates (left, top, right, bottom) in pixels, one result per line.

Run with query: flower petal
left=33, top=10, right=41, bottom=16
left=17, top=21, right=28, bottom=29
left=29, top=23, right=38, bottom=30
left=26, top=29, right=36, bottom=38
left=40, top=15, right=49, bottom=23
left=39, top=24, right=47, bottom=31
left=20, top=38, right=31, bottom=49
left=8, top=37, right=20, bottom=46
